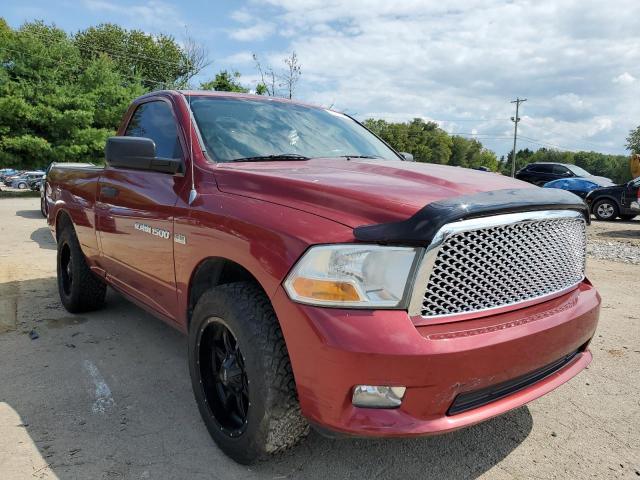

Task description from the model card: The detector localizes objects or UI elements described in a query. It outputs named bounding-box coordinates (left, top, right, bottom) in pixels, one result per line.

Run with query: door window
left=553, top=165, right=570, bottom=176
left=125, top=101, right=183, bottom=159
left=530, top=164, right=553, bottom=173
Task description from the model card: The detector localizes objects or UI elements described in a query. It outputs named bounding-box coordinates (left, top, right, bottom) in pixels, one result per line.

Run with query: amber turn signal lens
left=291, top=277, right=361, bottom=302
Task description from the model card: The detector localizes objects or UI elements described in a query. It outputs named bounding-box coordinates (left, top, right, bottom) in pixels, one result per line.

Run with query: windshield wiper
left=229, top=154, right=309, bottom=162
left=337, top=155, right=383, bottom=159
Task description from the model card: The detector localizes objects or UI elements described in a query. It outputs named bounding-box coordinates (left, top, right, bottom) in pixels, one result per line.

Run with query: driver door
left=96, top=98, right=187, bottom=321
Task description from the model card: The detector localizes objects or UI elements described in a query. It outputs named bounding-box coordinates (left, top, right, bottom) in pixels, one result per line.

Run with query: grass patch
left=0, top=189, right=40, bottom=198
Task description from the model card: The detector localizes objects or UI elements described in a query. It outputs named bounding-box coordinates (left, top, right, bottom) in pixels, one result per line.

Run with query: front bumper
left=272, top=280, right=600, bottom=437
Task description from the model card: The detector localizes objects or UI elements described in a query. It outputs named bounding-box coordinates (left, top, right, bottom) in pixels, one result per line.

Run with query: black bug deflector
left=353, top=188, right=589, bottom=245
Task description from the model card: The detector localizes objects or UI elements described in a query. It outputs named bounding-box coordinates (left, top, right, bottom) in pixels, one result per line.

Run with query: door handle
left=101, top=186, right=119, bottom=198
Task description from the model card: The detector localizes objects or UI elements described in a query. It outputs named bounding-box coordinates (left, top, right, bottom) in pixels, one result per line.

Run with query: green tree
left=364, top=118, right=448, bottom=164
left=0, top=20, right=143, bottom=167
left=364, top=118, right=497, bottom=169
left=500, top=148, right=534, bottom=175
left=449, top=136, right=471, bottom=167
left=199, top=70, right=248, bottom=93
left=74, top=23, right=207, bottom=89
left=626, top=125, right=640, bottom=154
left=255, top=83, right=268, bottom=95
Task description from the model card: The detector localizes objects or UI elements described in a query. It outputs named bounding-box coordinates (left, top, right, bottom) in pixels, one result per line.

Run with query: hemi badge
left=174, top=233, right=187, bottom=245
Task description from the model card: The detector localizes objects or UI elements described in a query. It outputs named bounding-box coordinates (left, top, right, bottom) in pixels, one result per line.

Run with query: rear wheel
left=188, top=282, right=308, bottom=464
left=592, top=199, right=618, bottom=221
left=56, top=225, right=106, bottom=313
left=17, top=182, right=27, bottom=189
left=40, top=196, right=47, bottom=218
left=619, top=214, right=637, bottom=221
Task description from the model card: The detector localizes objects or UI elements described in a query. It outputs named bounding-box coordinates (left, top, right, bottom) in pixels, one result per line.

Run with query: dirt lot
left=0, top=197, right=639, bottom=479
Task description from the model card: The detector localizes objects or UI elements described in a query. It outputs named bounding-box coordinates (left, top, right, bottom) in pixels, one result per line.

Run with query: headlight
left=284, top=245, right=420, bottom=308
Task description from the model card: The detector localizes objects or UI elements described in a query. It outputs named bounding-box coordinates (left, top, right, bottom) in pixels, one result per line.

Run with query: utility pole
left=510, top=97, right=527, bottom=177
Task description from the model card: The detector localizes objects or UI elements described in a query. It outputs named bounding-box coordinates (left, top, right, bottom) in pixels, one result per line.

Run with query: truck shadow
left=30, top=227, right=56, bottom=250
left=0, top=277, right=532, bottom=480
left=15, top=209, right=44, bottom=220
left=596, top=229, right=640, bottom=240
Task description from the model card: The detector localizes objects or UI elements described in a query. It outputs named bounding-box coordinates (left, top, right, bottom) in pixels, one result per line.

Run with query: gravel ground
left=587, top=217, right=640, bottom=264
left=0, top=197, right=639, bottom=480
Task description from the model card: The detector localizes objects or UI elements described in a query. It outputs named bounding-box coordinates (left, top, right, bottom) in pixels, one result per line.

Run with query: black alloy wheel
left=56, top=225, right=106, bottom=313
left=60, top=242, right=73, bottom=296
left=188, top=282, right=309, bottom=464
left=198, top=318, right=249, bottom=437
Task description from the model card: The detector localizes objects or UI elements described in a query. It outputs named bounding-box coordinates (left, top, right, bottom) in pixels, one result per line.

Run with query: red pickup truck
left=46, top=91, right=600, bottom=464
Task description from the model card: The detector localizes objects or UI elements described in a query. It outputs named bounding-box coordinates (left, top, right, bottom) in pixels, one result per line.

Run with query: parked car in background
left=30, top=175, right=45, bottom=191
left=543, top=177, right=605, bottom=199
left=516, top=162, right=612, bottom=186
left=3, top=171, right=23, bottom=186
left=0, top=168, right=18, bottom=182
left=11, top=171, right=45, bottom=189
left=585, top=177, right=640, bottom=221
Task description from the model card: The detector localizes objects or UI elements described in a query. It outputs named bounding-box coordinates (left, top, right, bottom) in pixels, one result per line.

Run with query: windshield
left=567, top=165, right=591, bottom=177
left=188, top=96, right=399, bottom=162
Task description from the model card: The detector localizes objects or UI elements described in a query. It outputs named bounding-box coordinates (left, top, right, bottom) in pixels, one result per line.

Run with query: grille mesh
left=421, top=217, right=586, bottom=318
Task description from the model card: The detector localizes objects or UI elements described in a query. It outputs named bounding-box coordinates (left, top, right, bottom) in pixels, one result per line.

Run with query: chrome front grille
left=415, top=210, right=587, bottom=320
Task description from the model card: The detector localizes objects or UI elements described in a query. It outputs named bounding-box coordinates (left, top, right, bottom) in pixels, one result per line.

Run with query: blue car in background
left=543, top=177, right=611, bottom=199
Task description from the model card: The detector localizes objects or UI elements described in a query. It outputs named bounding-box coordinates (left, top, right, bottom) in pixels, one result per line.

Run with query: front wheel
left=188, top=282, right=308, bottom=464
left=592, top=199, right=618, bottom=221
left=17, top=182, right=27, bottom=189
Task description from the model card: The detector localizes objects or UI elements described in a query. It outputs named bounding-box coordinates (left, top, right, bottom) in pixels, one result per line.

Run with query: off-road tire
left=619, top=214, right=637, bottom=221
left=40, top=196, right=47, bottom=218
left=188, top=282, right=309, bottom=464
left=592, top=199, right=619, bottom=221
left=56, top=225, right=106, bottom=313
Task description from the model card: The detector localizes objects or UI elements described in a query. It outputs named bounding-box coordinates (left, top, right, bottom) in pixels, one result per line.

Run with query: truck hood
left=213, top=158, right=536, bottom=228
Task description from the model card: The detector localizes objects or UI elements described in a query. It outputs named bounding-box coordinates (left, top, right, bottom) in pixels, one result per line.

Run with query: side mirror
left=400, top=152, right=414, bottom=162
left=105, top=137, right=182, bottom=174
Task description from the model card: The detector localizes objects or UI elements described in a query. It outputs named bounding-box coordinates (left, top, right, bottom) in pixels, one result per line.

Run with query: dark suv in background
left=586, top=177, right=640, bottom=221
left=516, top=162, right=611, bottom=186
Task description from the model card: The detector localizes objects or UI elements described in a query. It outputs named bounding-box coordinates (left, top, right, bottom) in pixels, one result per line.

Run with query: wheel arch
left=54, top=208, right=75, bottom=241
left=187, top=257, right=268, bottom=329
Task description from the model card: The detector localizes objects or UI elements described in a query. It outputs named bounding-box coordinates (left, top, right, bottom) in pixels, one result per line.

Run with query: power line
left=519, top=120, right=604, bottom=151
left=17, top=28, right=187, bottom=69
left=0, top=45, right=170, bottom=87
left=510, top=97, right=527, bottom=177
left=447, top=132, right=510, bottom=137
left=518, top=135, right=578, bottom=152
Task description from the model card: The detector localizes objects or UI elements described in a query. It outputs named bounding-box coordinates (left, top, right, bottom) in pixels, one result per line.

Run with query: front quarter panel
left=172, top=187, right=354, bottom=330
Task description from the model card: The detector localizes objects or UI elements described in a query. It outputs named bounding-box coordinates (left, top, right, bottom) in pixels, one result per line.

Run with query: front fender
left=172, top=191, right=354, bottom=328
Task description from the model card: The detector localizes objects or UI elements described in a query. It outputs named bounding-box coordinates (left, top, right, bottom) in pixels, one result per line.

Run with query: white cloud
left=220, top=51, right=255, bottom=66
left=228, top=7, right=275, bottom=41
left=83, top=0, right=184, bottom=29
left=235, top=0, right=640, bottom=155
left=612, top=72, right=636, bottom=85
left=229, top=22, right=275, bottom=41
left=231, top=8, right=253, bottom=24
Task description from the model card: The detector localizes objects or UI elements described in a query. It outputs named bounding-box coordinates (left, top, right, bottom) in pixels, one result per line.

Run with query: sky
left=3, top=0, right=640, bottom=157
